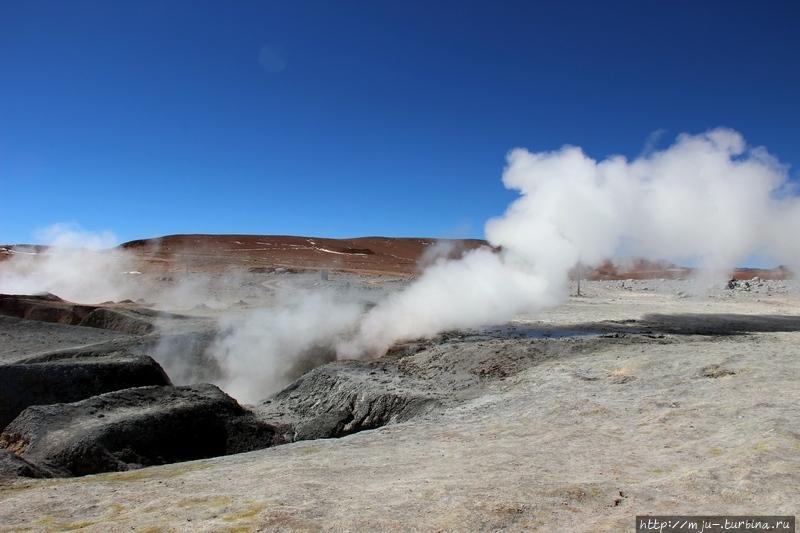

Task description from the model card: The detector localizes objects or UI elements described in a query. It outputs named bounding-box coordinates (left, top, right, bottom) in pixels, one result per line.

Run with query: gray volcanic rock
left=0, top=315, right=141, bottom=364
left=0, top=353, right=172, bottom=430
left=0, top=384, right=282, bottom=477
left=76, top=307, right=155, bottom=335
left=0, top=449, right=52, bottom=480
left=0, top=293, right=156, bottom=335
left=255, top=335, right=560, bottom=444
left=259, top=360, right=442, bottom=442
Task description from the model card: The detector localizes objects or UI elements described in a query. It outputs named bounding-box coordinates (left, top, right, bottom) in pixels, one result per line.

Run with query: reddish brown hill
left=2, top=235, right=793, bottom=279
left=729, top=265, right=794, bottom=281
left=582, top=258, right=694, bottom=280
left=118, top=234, right=489, bottom=277
left=577, top=259, right=793, bottom=281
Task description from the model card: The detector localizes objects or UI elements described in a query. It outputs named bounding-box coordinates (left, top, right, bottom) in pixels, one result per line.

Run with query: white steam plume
left=33, top=222, right=118, bottom=250
left=337, top=128, right=798, bottom=358
left=0, top=223, right=136, bottom=303
left=210, top=289, right=364, bottom=402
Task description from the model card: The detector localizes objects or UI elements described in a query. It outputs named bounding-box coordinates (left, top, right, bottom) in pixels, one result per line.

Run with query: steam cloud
left=336, top=128, right=799, bottom=358
left=210, top=289, right=364, bottom=402
left=215, top=128, right=800, bottom=401
left=2, top=129, right=798, bottom=403
left=0, top=223, right=136, bottom=303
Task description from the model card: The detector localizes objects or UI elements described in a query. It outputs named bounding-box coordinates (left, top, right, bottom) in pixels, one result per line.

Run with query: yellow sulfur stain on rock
left=221, top=502, right=269, bottom=523
left=755, top=440, right=775, bottom=453
left=94, top=460, right=213, bottom=483
left=35, top=516, right=101, bottom=531
left=178, top=495, right=235, bottom=509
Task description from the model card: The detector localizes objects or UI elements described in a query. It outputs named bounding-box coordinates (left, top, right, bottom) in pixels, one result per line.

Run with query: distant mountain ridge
left=1, top=234, right=794, bottom=280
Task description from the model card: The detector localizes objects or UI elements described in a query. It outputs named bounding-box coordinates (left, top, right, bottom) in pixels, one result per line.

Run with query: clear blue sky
left=2, top=0, right=799, bottom=245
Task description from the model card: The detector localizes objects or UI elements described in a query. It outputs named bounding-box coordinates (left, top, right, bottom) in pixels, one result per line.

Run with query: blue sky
left=2, top=0, right=799, bottom=246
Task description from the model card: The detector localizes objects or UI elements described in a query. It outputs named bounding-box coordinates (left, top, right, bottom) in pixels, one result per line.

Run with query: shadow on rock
left=638, top=313, right=800, bottom=335
left=0, top=353, right=171, bottom=430
left=258, top=360, right=441, bottom=442
left=0, top=384, right=282, bottom=478
left=0, top=449, right=52, bottom=479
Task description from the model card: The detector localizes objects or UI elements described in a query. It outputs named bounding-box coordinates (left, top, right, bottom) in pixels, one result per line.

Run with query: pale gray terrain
left=0, top=275, right=798, bottom=532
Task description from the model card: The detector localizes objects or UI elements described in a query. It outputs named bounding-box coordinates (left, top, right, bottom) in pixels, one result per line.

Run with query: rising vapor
left=337, top=128, right=798, bottom=358
left=0, top=223, right=135, bottom=303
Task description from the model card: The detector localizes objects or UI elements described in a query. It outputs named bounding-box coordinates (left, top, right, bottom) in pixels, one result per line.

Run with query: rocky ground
left=0, top=266, right=798, bottom=531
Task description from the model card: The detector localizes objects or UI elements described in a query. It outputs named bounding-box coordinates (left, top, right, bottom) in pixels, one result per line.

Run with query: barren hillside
left=2, top=234, right=793, bottom=280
